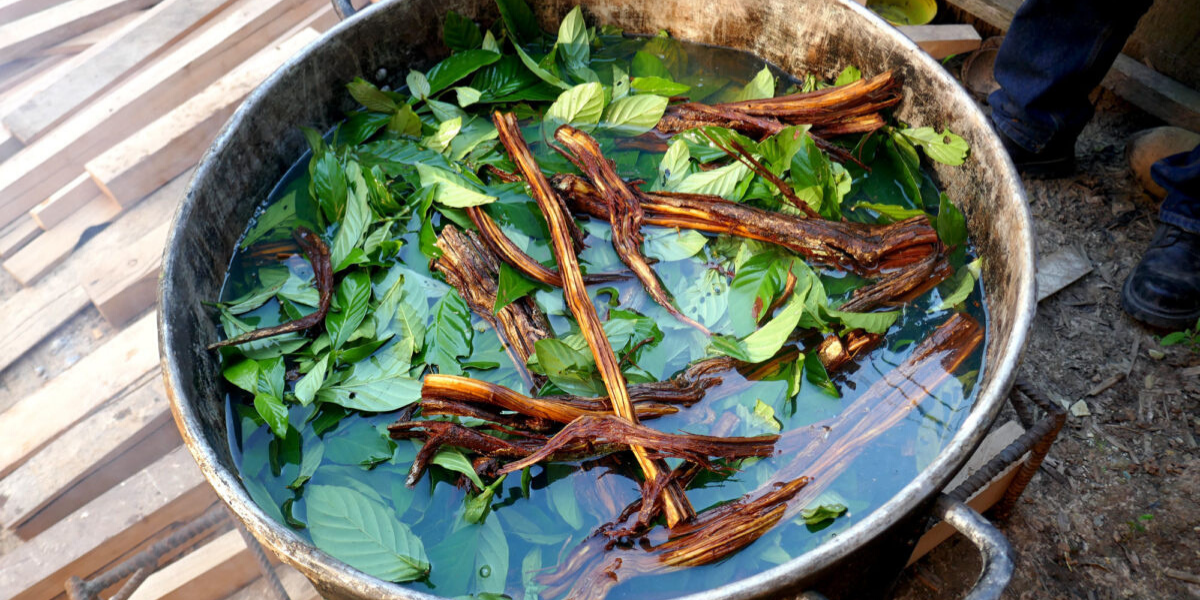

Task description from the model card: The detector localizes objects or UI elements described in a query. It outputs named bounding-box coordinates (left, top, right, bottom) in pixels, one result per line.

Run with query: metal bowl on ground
left=158, top=0, right=1035, bottom=598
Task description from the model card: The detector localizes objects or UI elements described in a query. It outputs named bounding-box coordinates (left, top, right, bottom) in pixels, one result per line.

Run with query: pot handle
left=931, top=494, right=1015, bottom=600
left=799, top=496, right=1013, bottom=600
left=331, top=0, right=357, bottom=20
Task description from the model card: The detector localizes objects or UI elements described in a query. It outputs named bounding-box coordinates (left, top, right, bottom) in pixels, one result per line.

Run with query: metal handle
left=933, top=494, right=1015, bottom=600
left=331, top=0, right=357, bottom=20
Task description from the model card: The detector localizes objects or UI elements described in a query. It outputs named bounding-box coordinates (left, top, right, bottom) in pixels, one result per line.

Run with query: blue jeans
left=989, top=0, right=1200, bottom=234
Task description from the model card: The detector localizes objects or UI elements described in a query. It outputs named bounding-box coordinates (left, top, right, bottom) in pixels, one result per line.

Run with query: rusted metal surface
left=157, top=0, right=1036, bottom=598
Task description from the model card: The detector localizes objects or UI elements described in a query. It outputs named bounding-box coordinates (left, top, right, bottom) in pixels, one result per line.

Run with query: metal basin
left=159, top=0, right=1035, bottom=598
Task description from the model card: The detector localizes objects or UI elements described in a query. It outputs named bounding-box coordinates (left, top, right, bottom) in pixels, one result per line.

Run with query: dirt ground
left=893, top=91, right=1200, bottom=599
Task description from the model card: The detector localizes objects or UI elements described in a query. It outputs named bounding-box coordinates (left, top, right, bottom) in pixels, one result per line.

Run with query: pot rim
left=159, top=0, right=1035, bottom=597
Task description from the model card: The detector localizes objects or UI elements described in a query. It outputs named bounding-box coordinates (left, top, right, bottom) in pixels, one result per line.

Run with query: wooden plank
left=946, top=0, right=1200, bottom=131
left=127, top=530, right=267, bottom=600
left=83, top=220, right=169, bottom=327
left=0, top=0, right=74, bottom=24
left=2, top=193, right=121, bottom=286
left=36, top=8, right=145, bottom=56
left=0, top=124, right=20, bottom=163
left=1104, top=54, right=1200, bottom=132
left=30, top=173, right=101, bottom=230
left=0, top=0, right=161, bottom=65
left=0, top=0, right=325, bottom=229
left=5, top=0, right=241, bottom=143
left=87, top=27, right=321, bottom=207
left=0, top=372, right=176, bottom=539
left=0, top=267, right=90, bottom=373
left=0, top=168, right=191, bottom=375
left=223, top=565, right=322, bottom=600
left=0, top=311, right=158, bottom=480
left=0, top=446, right=216, bottom=600
left=907, top=421, right=1025, bottom=565
left=0, top=217, right=38, bottom=259
left=899, top=24, right=982, bottom=60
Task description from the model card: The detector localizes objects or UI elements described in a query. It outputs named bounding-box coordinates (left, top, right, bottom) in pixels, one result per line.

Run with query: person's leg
left=987, top=0, right=1154, bottom=173
left=1122, top=144, right=1200, bottom=329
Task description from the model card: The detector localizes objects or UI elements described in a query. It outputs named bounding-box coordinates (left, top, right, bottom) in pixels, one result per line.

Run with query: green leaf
left=631, top=76, right=690, bottom=96
left=416, top=163, right=498, bottom=208
left=406, top=70, right=430, bottom=101
left=800, top=502, right=847, bottom=525
left=494, top=262, right=545, bottom=313
left=331, top=164, right=371, bottom=271
left=803, top=351, right=839, bottom=397
left=641, top=227, right=708, bottom=262
left=824, top=307, right=900, bottom=333
left=513, top=44, right=571, bottom=90
left=935, top=192, right=968, bottom=249
left=443, top=11, right=483, bottom=51
left=325, top=422, right=396, bottom=467
left=225, top=267, right=288, bottom=314
left=556, top=6, right=589, bottom=75
left=530, top=338, right=601, bottom=396
left=472, top=54, right=542, bottom=100
left=425, top=291, right=473, bottom=375
left=790, top=134, right=840, bottom=219
left=311, top=152, right=347, bottom=224
left=327, top=271, right=371, bottom=352
left=729, top=253, right=788, bottom=336
left=834, top=65, right=862, bottom=86
left=289, top=433, right=324, bottom=489
left=549, top=476, right=583, bottom=529
left=254, top=393, right=289, bottom=439
left=481, top=30, right=499, bottom=52
left=1160, top=331, right=1189, bottom=346
left=223, top=359, right=259, bottom=394
left=611, top=64, right=630, bottom=102
left=347, top=78, right=397, bottom=113
left=374, top=272, right=428, bottom=354
left=752, top=399, right=783, bottom=432
left=315, top=358, right=422, bottom=412
left=735, top=67, right=775, bottom=101
left=387, top=104, right=422, bottom=137
left=495, top=0, right=541, bottom=46
left=930, top=257, right=983, bottom=312
left=900, top=126, right=970, bottom=165
left=852, top=202, right=927, bottom=223
left=422, top=117, right=462, bottom=154
left=306, top=485, right=430, bottom=582
left=427, top=517, right=509, bottom=596
left=544, top=82, right=606, bottom=132
left=464, top=475, right=506, bottom=524
left=241, top=190, right=301, bottom=249
left=455, top=86, right=483, bottom=107
left=739, top=277, right=812, bottom=362
left=426, top=49, right=502, bottom=95
left=675, top=161, right=751, bottom=200
left=522, top=549, right=546, bottom=600
left=295, top=354, right=328, bottom=406
left=432, top=447, right=485, bottom=489
left=656, top=139, right=690, bottom=190
left=631, top=51, right=670, bottom=79
left=601, top=93, right=669, bottom=135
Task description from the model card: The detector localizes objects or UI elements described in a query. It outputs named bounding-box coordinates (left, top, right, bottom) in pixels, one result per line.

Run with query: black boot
left=1121, top=222, right=1200, bottom=329
left=998, top=130, right=1077, bottom=179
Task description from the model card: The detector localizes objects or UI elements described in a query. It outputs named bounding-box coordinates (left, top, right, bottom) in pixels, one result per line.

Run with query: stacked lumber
left=0, top=1, right=333, bottom=598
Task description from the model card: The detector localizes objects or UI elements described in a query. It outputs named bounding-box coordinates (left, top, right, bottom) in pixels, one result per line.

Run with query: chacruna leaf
left=306, top=485, right=430, bottom=582
left=544, top=82, right=606, bottom=132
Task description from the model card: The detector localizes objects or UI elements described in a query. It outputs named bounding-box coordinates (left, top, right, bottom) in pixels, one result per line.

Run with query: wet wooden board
left=3, top=0, right=240, bottom=143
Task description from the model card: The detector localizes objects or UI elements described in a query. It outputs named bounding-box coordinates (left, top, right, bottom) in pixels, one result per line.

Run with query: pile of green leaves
left=216, top=0, right=979, bottom=590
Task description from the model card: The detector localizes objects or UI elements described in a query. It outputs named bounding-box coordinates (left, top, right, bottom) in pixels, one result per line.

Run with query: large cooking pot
left=159, top=0, right=1035, bottom=598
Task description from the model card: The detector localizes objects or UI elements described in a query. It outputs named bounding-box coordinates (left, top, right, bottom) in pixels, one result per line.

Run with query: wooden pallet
left=0, top=1, right=332, bottom=598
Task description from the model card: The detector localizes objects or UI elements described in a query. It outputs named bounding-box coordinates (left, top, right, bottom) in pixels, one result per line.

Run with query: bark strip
left=208, top=227, right=332, bottom=350
left=493, top=111, right=696, bottom=527
left=432, top=224, right=552, bottom=392
left=553, top=124, right=711, bottom=334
